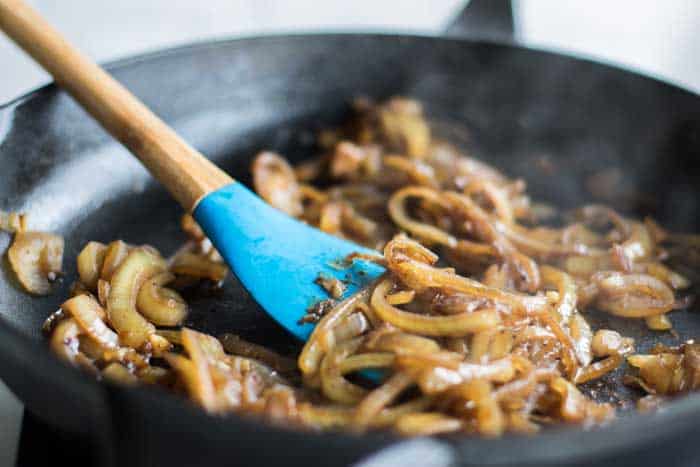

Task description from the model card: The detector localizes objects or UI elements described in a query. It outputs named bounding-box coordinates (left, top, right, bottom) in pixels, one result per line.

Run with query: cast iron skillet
left=1, top=2, right=700, bottom=466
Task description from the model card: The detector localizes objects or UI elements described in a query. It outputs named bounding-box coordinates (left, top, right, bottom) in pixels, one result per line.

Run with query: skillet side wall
left=0, top=35, right=699, bottom=466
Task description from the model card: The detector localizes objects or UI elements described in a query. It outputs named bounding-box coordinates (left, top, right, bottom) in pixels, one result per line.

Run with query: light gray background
left=1, top=1, right=698, bottom=465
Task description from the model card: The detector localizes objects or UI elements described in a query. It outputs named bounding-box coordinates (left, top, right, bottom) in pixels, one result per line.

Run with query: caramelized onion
left=40, top=96, right=700, bottom=438
left=170, top=252, right=227, bottom=282
left=0, top=210, right=27, bottom=233
left=77, top=241, right=107, bottom=290
left=107, top=248, right=165, bottom=348
left=136, top=272, right=187, bottom=326
left=8, top=231, right=64, bottom=295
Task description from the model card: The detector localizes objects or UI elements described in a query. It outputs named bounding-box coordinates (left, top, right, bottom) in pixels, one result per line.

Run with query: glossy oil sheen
left=194, top=182, right=384, bottom=341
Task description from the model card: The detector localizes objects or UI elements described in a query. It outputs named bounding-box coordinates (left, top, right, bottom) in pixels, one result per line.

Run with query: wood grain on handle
left=0, top=0, right=234, bottom=211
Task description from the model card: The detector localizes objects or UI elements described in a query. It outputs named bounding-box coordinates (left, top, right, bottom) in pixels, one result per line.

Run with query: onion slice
left=107, top=248, right=165, bottom=348
left=8, top=231, right=64, bottom=295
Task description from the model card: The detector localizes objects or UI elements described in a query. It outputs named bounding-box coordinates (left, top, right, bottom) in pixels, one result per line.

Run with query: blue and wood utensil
left=0, top=0, right=384, bottom=341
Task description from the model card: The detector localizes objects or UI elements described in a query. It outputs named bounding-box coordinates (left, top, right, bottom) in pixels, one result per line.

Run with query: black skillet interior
left=2, top=17, right=700, bottom=467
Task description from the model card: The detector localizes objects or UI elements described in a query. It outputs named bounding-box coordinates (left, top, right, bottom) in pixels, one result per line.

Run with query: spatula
left=0, top=0, right=385, bottom=341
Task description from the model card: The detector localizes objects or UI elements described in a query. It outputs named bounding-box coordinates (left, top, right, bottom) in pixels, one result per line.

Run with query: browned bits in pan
left=36, top=97, right=700, bottom=437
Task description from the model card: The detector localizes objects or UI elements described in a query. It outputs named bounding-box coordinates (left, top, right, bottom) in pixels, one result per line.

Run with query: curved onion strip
left=100, top=240, right=131, bottom=281
left=574, top=354, right=623, bottom=384
left=463, top=179, right=514, bottom=224
left=569, top=313, right=593, bottom=367
left=353, top=372, right=413, bottom=429
left=384, top=236, right=547, bottom=314
left=178, top=328, right=221, bottom=411
left=97, top=279, right=111, bottom=307
left=540, top=266, right=577, bottom=323
left=320, top=312, right=370, bottom=350
left=62, top=295, right=119, bottom=349
left=50, top=319, right=85, bottom=365
left=8, top=231, right=64, bottom=295
left=170, top=252, right=228, bottom=282
left=454, top=379, right=505, bottom=437
left=383, top=155, right=437, bottom=187
left=319, top=338, right=367, bottom=404
left=77, top=241, right=107, bottom=290
left=136, top=272, right=187, bottom=326
left=372, top=279, right=500, bottom=336
left=365, top=331, right=441, bottom=356
left=591, top=330, right=634, bottom=357
left=593, top=273, right=675, bottom=318
left=388, top=186, right=459, bottom=247
left=299, top=396, right=433, bottom=430
left=219, top=333, right=297, bottom=376
left=443, top=191, right=541, bottom=292
left=299, top=288, right=370, bottom=376
left=107, top=248, right=165, bottom=348
left=338, top=353, right=395, bottom=374
left=501, top=223, right=605, bottom=259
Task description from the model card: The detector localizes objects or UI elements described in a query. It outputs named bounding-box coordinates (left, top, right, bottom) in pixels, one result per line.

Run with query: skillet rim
left=1, top=32, right=700, bottom=465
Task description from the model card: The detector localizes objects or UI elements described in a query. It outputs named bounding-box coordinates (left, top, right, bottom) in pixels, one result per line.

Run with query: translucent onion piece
left=107, top=248, right=165, bottom=348
left=170, top=252, right=228, bottom=282
left=97, top=279, right=111, bottom=307
left=593, top=273, right=675, bottom=318
left=574, top=354, right=623, bottom=384
left=569, top=313, right=593, bottom=367
left=454, top=379, right=505, bottom=437
left=77, top=241, right=107, bottom=290
left=252, top=151, right=303, bottom=216
left=299, top=288, right=370, bottom=376
left=177, top=328, right=219, bottom=411
left=627, top=343, right=700, bottom=395
left=591, top=330, right=634, bottom=358
left=353, top=372, right=414, bottom=429
left=388, top=186, right=460, bottom=248
left=372, top=278, right=500, bottom=336
left=136, top=272, right=187, bottom=326
left=383, top=155, right=437, bottom=187
left=320, top=338, right=367, bottom=404
left=0, top=210, right=27, bottom=233
left=50, top=318, right=82, bottom=364
left=627, top=354, right=683, bottom=394
left=62, top=294, right=118, bottom=349
left=547, top=377, right=613, bottom=424
left=8, top=231, right=64, bottom=295
left=100, top=240, right=131, bottom=281
left=384, top=236, right=547, bottom=314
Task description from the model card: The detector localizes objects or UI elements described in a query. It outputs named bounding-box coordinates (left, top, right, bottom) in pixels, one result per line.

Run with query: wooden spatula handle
left=0, top=0, right=233, bottom=211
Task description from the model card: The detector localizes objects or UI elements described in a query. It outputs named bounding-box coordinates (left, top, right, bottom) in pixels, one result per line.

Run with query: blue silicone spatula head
left=194, top=183, right=385, bottom=341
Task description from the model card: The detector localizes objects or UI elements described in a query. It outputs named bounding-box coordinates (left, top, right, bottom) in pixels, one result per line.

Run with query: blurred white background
left=1, top=0, right=698, bottom=465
